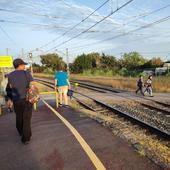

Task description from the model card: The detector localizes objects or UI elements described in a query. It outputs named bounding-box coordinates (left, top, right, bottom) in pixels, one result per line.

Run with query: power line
left=37, top=0, right=110, bottom=50
left=64, top=15, right=170, bottom=52
left=0, top=8, right=67, bottom=20
left=60, top=0, right=110, bottom=18
left=0, top=25, right=16, bottom=44
left=46, top=0, right=134, bottom=52
left=52, top=29, right=170, bottom=56
left=0, top=19, right=75, bottom=29
left=123, top=3, right=170, bottom=25
left=68, top=3, right=170, bottom=50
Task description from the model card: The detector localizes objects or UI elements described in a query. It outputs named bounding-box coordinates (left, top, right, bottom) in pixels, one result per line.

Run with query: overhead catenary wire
left=63, top=15, right=170, bottom=53
left=0, top=8, right=67, bottom=20
left=65, top=32, right=170, bottom=54
left=22, top=0, right=110, bottom=58
left=0, top=19, right=75, bottom=29
left=123, top=3, right=170, bottom=25
left=37, top=0, right=110, bottom=50
left=45, top=0, right=134, bottom=52
left=0, top=25, right=16, bottom=45
left=62, top=3, right=170, bottom=52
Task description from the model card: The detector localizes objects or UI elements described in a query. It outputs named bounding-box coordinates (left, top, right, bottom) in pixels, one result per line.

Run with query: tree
left=121, top=52, right=146, bottom=70
left=143, top=57, right=163, bottom=68
left=100, top=53, right=117, bottom=69
left=32, top=63, right=44, bottom=73
left=71, top=54, right=91, bottom=73
left=40, top=53, right=66, bottom=71
left=71, top=53, right=101, bottom=73
left=87, top=52, right=101, bottom=68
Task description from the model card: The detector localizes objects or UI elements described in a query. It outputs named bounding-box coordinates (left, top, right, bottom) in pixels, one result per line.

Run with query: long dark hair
left=148, top=75, right=152, bottom=79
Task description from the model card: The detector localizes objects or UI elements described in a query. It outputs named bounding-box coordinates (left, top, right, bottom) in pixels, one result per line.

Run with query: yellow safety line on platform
left=42, top=99, right=106, bottom=170
left=40, top=91, right=56, bottom=95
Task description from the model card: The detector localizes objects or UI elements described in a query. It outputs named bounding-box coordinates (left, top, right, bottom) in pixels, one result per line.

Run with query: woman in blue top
left=54, top=65, right=70, bottom=106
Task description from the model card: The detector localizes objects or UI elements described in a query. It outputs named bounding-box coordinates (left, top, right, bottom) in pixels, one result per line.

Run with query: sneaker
left=9, top=108, right=13, bottom=112
left=59, top=103, right=63, bottom=107
left=23, top=141, right=30, bottom=145
left=21, top=139, right=30, bottom=145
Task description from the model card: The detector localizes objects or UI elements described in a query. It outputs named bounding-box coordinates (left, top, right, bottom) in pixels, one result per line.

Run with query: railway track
left=71, top=80, right=170, bottom=115
left=35, top=78, right=170, bottom=116
left=35, top=78, right=170, bottom=140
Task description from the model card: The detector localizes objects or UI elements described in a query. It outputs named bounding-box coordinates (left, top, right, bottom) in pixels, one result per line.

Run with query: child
left=135, top=75, right=144, bottom=96
left=5, top=83, right=13, bottom=112
left=1, top=74, right=13, bottom=112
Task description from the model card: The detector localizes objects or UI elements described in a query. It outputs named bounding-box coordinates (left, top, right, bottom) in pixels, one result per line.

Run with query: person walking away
left=0, top=74, right=13, bottom=112
left=1, top=74, right=8, bottom=104
left=54, top=65, right=71, bottom=107
left=5, top=82, right=13, bottom=112
left=135, top=75, right=144, bottom=96
left=144, top=75, right=153, bottom=97
left=8, top=58, right=35, bottom=144
left=1, top=74, right=8, bottom=95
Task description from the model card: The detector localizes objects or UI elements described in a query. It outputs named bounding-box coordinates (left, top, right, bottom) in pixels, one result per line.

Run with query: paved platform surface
left=0, top=99, right=163, bottom=170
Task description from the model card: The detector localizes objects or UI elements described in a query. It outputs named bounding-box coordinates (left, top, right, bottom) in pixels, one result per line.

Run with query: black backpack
left=137, top=79, right=142, bottom=87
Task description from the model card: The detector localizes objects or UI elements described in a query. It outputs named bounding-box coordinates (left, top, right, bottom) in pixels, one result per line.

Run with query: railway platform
left=0, top=97, right=163, bottom=170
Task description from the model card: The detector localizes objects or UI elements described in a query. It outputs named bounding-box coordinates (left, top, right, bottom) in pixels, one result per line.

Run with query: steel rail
left=36, top=78, right=170, bottom=140
left=35, top=78, right=170, bottom=115
left=70, top=80, right=170, bottom=113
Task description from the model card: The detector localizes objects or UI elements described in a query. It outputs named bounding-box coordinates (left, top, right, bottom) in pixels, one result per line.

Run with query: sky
left=0, top=0, right=170, bottom=64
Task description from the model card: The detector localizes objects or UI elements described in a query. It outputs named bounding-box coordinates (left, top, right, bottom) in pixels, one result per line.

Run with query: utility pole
left=21, top=48, right=24, bottom=59
left=6, top=48, right=9, bottom=56
left=28, top=52, right=33, bottom=77
left=66, top=48, right=70, bottom=75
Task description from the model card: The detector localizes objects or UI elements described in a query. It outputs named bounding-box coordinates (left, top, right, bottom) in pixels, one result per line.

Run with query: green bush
left=79, top=68, right=146, bottom=78
left=43, top=68, right=54, bottom=74
left=118, top=68, right=129, bottom=76
left=165, top=72, right=170, bottom=77
left=81, top=68, right=119, bottom=77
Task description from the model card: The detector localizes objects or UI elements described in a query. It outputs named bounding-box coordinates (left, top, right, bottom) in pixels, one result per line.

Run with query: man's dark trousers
left=13, top=99, right=32, bottom=142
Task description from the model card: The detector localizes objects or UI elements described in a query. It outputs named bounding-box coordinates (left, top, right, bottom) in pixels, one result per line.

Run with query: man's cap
left=13, top=58, right=28, bottom=68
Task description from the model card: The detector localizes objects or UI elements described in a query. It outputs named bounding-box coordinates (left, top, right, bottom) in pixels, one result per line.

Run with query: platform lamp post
left=66, top=48, right=70, bottom=76
left=167, top=53, right=170, bottom=73
left=28, top=52, right=33, bottom=77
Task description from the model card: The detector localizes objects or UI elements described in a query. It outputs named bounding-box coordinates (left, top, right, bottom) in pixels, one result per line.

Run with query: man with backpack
left=8, top=58, right=35, bottom=144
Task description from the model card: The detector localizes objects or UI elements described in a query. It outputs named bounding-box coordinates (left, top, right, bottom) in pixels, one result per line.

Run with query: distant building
left=163, top=61, right=170, bottom=70
left=142, top=61, right=170, bottom=76
left=142, top=70, right=154, bottom=76
left=155, top=67, right=167, bottom=76
left=154, top=61, right=170, bottom=76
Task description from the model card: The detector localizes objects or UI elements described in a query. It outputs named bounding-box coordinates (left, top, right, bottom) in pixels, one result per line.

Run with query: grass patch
left=34, top=73, right=53, bottom=79
left=34, top=72, right=170, bottom=93
left=71, top=74, right=170, bottom=93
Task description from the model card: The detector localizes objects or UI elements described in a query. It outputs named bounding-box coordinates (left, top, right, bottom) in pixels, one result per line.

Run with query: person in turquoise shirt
left=54, top=65, right=70, bottom=107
